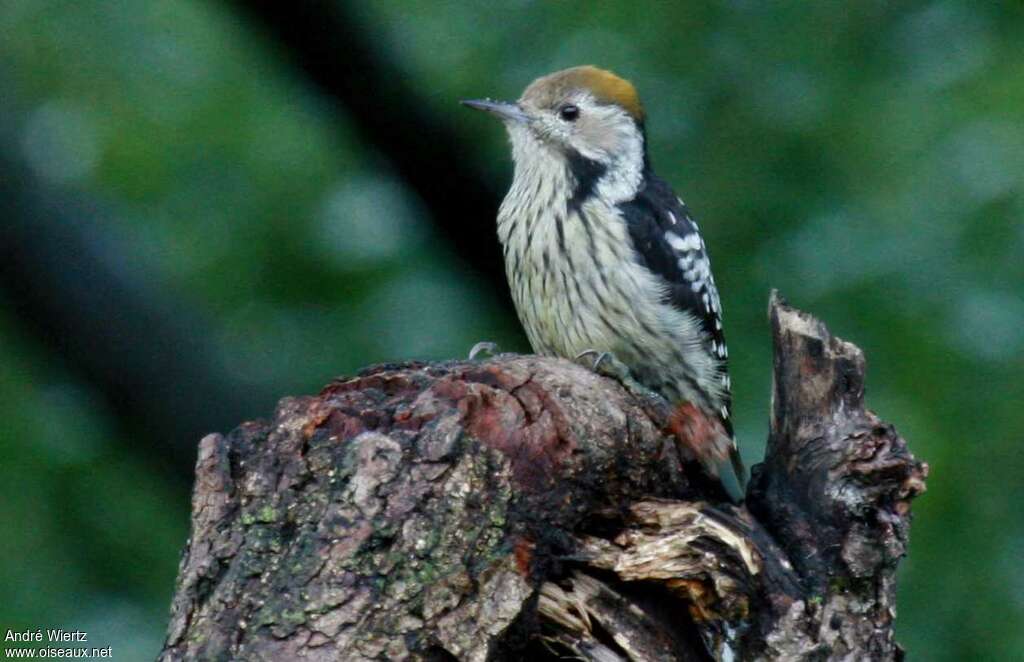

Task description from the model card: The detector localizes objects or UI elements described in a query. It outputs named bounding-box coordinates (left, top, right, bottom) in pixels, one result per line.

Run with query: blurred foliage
left=1, top=0, right=1022, bottom=659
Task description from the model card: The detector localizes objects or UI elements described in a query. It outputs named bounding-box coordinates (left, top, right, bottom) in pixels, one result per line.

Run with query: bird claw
left=575, top=349, right=661, bottom=405
left=468, top=341, right=500, bottom=360
left=574, top=349, right=610, bottom=372
left=575, top=349, right=633, bottom=382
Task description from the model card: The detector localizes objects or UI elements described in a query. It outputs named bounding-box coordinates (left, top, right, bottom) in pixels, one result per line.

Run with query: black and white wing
left=617, top=173, right=732, bottom=429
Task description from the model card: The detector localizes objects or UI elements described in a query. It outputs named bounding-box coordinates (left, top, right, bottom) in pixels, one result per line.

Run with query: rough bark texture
left=160, top=294, right=927, bottom=661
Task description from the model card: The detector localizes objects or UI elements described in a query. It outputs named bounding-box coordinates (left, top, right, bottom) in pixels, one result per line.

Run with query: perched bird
left=463, top=66, right=744, bottom=498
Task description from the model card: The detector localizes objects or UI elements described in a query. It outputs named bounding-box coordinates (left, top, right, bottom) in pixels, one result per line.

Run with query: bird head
left=462, top=66, right=647, bottom=190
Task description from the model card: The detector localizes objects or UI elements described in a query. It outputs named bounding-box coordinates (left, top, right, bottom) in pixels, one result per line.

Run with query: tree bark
left=159, top=294, right=927, bottom=661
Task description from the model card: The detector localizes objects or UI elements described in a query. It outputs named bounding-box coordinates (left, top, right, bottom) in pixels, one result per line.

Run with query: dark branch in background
left=227, top=0, right=516, bottom=318
left=0, top=139, right=278, bottom=485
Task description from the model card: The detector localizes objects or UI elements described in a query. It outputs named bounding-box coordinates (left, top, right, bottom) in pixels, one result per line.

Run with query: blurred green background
left=1, top=1, right=1022, bottom=659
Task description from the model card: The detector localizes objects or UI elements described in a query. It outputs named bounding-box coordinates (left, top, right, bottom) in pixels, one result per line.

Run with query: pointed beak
left=460, top=98, right=530, bottom=124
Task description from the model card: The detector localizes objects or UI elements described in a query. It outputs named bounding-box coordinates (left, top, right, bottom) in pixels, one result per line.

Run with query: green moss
left=828, top=576, right=851, bottom=594
left=415, top=564, right=439, bottom=585
left=280, top=608, right=306, bottom=626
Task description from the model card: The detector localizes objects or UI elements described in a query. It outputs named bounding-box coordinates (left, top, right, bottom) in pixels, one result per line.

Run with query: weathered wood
left=744, top=292, right=928, bottom=659
left=159, top=295, right=926, bottom=661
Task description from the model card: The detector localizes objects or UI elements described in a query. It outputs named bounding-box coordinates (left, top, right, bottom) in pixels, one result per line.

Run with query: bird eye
left=559, top=104, right=580, bottom=121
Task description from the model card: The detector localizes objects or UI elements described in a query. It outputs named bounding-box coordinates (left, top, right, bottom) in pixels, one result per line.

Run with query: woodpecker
left=463, top=66, right=745, bottom=497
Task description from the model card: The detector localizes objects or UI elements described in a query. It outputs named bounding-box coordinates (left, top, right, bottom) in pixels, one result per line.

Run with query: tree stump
left=159, top=294, right=927, bottom=661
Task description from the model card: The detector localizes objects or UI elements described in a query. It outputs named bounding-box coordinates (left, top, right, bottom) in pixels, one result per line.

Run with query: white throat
left=502, top=122, right=645, bottom=221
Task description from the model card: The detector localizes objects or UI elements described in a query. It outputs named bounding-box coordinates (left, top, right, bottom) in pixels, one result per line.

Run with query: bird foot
left=574, top=349, right=611, bottom=372
left=574, top=349, right=665, bottom=408
left=468, top=341, right=500, bottom=360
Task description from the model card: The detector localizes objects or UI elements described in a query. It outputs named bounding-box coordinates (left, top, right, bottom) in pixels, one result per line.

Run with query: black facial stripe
left=566, top=149, right=607, bottom=212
